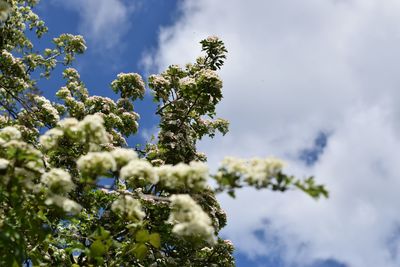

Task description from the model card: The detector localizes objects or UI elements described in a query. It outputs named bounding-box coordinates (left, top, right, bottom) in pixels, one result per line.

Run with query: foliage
left=0, top=1, right=328, bottom=266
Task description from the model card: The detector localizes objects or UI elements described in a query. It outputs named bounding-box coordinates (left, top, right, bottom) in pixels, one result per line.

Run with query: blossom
left=111, top=195, right=145, bottom=221
left=179, top=77, right=196, bottom=88
left=34, top=96, right=60, bottom=123
left=206, top=35, right=220, bottom=42
left=41, top=168, right=75, bottom=193
left=197, top=69, right=223, bottom=92
left=39, top=128, right=64, bottom=150
left=110, top=148, right=138, bottom=167
left=0, top=126, right=21, bottom=141
left=220, top=157, right=246, bottom=173
left=149, top=74, right=170, bottom=88
left=45, top=195, right=82, bottom=214
left=0, top=158, right=9, bottom=170
left=57, top=117, right=79, bottom=129
left=0, top=1, right=11, bottom=22
left=168, top=194, right=215, bottom=244
left=111, top=72, right=145, bottom=100
left=219, top=156, right=285, bottom=188
left=157, top=161, right=208, bottom=191
left=241, top=157, right=284, bottom=187
left=78, top=114, right=109, bottom=150
left=76, top=152, right=116, bottom=177
left=120, top=159, right=158, bottom=186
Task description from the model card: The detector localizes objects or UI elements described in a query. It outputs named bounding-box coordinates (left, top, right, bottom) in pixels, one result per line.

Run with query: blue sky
left=31, top=1, right=400, bottom=266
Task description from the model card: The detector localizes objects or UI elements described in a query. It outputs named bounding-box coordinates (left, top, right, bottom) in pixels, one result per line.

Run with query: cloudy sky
left=36, top=1, right=400, bottom=266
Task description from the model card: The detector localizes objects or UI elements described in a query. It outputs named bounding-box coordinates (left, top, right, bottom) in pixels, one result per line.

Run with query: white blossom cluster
left=149, top=74, right=170, bottom=88
left=77, top=151, right=116, bottom=177
left=220, top=156, right=285, bottom=187
left=110, top=148, right=138, bottom=168
left=0, top=126, right=22, bottom=143
left=0, top=1, right=11, bottom=22
left=120, top=159, right=158, bottom=186
left=179, top=77, right=196, bottom=88
left=75, top=143, right=210, bottom=190
left=41, top=168, right=75, bottom=193
left=111, top=72, right=146, bottom=100
left=1, top=50, right=17, bottom=65
left=157, top=161, right=208, bottom=191
left=205, top=35, right=220, bottom=43
left=168, top=194, right=215, bottom=244
left=79, top=114, right=109, bottom=150
left=198, top=69, right=223, bottom=91
left=41, top=168, right=81, bottom=214
left=111, top=195, right=145, bottom=221
left=45, top=195, right=82, bottom=214
left=40, top=114, right=108, bottom=151
left=0, top=158, right=9, bottom=170
left=0, top=126, right=44, bottom=184
left=34, top=96, right=60, bottom=123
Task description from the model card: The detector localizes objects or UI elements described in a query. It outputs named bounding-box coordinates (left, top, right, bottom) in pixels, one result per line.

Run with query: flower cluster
left=120, top=159, right=158, bottom=186
left=40, top=114, right=108, bottom=152
left=41, top=168, right=75, bottom=194
left=34, top=96, right=60, bottom=125
left=216, top=156, right=286, bottom=190
left=45, top=195, right=82, bottom=214
left=77, top=151, right=117, bottom=178
left=0, top=126, right=22, bottom=143
left=41, top=168, right=81, bottom=214
left=111, top=72, right=145, bottom=101
left=0, top=1, right=11, bottom=22
left=157, top=161, right=209, bottom=191
left=168, top=194, right=215, bottom=244
left=0, top=158, right=9, bottom=170
left=111, top=195, right=145, bottom=221
left=110, top=148, right=138, bottom=168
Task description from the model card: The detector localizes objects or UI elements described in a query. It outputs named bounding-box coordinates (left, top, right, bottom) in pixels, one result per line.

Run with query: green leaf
left=135, top=229, right=149, bottom=243
left=133, top=244, right=148, bottom=260
left=149, top=233, right=161, bottom=248
left=90, top=240, right=106, bottom=257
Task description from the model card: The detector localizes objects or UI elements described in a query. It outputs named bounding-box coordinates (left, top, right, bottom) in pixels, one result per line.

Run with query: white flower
left=168, top=194, right=215, bottom=244
left=179, top=77, right=196, bottom=88
left=220, top=156, right=285, bottom=188
left=157, top=161, right=208, bottom=191
left=61, top=198, right=82, bottom=214
left=198, top=69, right=222, bottom=91
left=111, top=195, right=145, bottom=221
left=220, top=157, right=247, bottom=173
left=77, top=152, right=116, bottom=177
left=39, top=128, right=63, bottom=150
left=78, top=114, right=109, bottom=150
left=0, top=158, right=9, bottom=170
left=41, top=168, right=75, bottom=193
left=120, top=159, right=158, bottom=186
left=149, top=74, right=170, bottom=88
left=34, top=96, right=60, bottom=123
left=0, top=1, right=11, bottom=22
left=57, top=117, right=79, bottom=129
left=243, top=157, right=285, bottom=187
left=0, top=126, right=21, bottom=141
left=45, top=195, right=82, bottom=214
left=110, top=148, right=138, bottom=167
left=206, top=35, right=220, bottom=42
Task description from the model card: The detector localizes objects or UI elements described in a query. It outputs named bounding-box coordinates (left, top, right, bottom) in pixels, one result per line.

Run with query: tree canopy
left=0, top=1, right=328, bottom=266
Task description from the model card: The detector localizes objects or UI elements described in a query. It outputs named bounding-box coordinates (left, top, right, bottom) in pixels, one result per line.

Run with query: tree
left=0, top=1, right=328, bottom=266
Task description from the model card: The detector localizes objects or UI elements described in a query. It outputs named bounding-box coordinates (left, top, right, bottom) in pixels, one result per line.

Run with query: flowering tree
left=0, top=1, right=328, bottom=266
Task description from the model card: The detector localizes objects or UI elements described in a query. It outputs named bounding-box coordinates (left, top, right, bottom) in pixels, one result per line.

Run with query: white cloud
left=52, top=0, right=136, bottom=50
left=146, top=0, right=400, bottom=266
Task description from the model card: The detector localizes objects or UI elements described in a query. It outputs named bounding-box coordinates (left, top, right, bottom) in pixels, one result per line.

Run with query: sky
left=32, top=0, right=400, bottom=266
